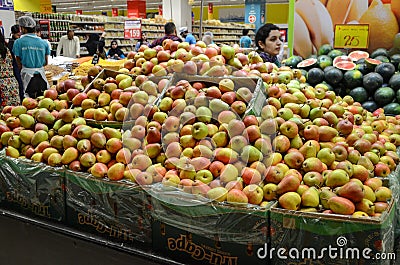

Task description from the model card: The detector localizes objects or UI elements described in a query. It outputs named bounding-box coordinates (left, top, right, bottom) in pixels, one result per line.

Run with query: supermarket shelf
left=74, top=30, right=104, bottom=34
left=142, top=23, right=165, bottom=26
left=143, top=30, right=164, bottom=33
left=193, top=25, right=252, bottom=30
left=51, top=31, right=68, bottom=33
left=105, top=29, right=124, bottom=32
left=105, top=36, right=125, bottom=39
left=70, top=21, right=105, bottom=25
left=0, top=209, right=183, bottom=265
left=34, top=18, right=71, bottom=23
left=107, top=21, right=125, bottom=24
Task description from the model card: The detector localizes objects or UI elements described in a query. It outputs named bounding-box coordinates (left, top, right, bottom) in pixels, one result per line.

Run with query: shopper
left=135, top=32, right=149, bottom=52
left=0, top=31, right=21, bottom=110
left=202, top=31, right=214, bottom=45
left=255, top=23, right=282, bottom=66
left=86, top=32, right=105, bottom=57
left=149, top=22, right=182, bottom=48
left=240, top=28, right=252, bottom=48
left=12, top=16, right=50, bottom=99
left=179, top=27, right=196, bottom=45
left=56, top=29, right=80, bottom=58
left=7, top=24, right=23, bottom=103
left=106, top=40, right=125, bottom=60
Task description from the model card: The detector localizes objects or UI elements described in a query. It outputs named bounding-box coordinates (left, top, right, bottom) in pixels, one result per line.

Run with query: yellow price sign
left=334, top=24, right=369, bottom=49
left=40, top=0, right=52, bottom=14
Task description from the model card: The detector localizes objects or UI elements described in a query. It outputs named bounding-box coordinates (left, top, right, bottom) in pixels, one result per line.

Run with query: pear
left=301, top=187, right=320, bottom=207
left=19, top=114, right=35, bottom=129
left=61, top=147, right=79, bottom=165
left=31, top=130, right=49, bottom=147
left=19, top=130, right=35, bottom=145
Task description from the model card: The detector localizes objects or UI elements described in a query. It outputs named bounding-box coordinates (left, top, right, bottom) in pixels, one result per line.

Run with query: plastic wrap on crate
left=0, top=150, right=65, bottom=222
left=65, top=170, right=151, bottom=246
left=269, top=167, right=400, bottom=265
left=155, top=73, right=266, bottom=117
left=148, top=183, right=269, bottom=245
left=391, top=147, right=400, bottom=253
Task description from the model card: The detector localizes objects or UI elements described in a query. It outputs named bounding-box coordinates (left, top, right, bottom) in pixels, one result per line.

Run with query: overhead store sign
left=0, top=0, right=14, bottom=11
left=245, top=0, right=266, bottom=31
left=127, top=0, right=146, bottom=19
left=112, top=8, right=118, bottom=17
left=334, top=24, right=369, bottom=49
left=124, top=20, right=141, bottom=39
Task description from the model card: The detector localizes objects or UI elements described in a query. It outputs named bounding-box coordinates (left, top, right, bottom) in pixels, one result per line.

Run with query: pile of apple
left=69, top=73, right=169, bottom=123
left=121, top=40, right=279, bottom=79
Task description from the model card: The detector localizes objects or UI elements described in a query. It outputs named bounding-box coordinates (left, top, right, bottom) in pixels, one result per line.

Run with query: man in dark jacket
left=149, top=22, right=181, bottom=48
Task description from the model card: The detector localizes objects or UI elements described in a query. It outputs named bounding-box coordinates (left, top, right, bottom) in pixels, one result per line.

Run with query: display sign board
left=334, top=24, right=369, bottom=49
left=127, top=0, right=146, bottom=19
left=39, top=20, right=50, bottom=40
left=40, top=0, right=52, bottom=14
left=208, top=3, right=213, bottom=20
left=0, top=0, right=14, bottom=11
left=76, top=10, right=83, bottom=15
left=280, top=28, right=288, bottom=43
left=124, top=20, right=141, bottom=39
left=158, top=4, right=163, bottom=15
left=245, top=0, right=266, bottom=32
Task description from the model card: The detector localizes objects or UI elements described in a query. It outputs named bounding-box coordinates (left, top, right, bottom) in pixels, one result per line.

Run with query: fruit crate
left=0, top=150, right=66, bottom=223
left=269, top=198, right=396, bottom=265
left=149, top=184, right=270, bottom=265
left=156, top=73, right=266, bottom=117
left=81, top=69, right=170, bottom=129
left=64, top=170, right=152, bottom=247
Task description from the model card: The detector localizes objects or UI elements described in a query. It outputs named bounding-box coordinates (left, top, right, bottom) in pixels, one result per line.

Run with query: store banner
left=245, top=0, right=265, bottom=32
left=158, top=4, right=162, bottom=15
left=124, top=19, right=141, bottom=39
left=76, top=10, right=83, bottom=15
left=39, top=20, right=50, bottom=40
left=0, top=0, right=14, bottom=11
left=208, top=3, right=213, bottom=20
left=112, top=8, right=118, bottom=17
left=40, top=0, right=52, bottom=14
left=127, top=0, right=146, bottom=19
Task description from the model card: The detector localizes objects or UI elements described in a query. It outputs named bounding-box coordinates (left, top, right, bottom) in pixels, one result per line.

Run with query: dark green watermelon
left=362, top=72, right=384, bottom=95
left=362, top=101, right=379, bottom=112
left=371, top=48, right=389, bottom=59
left=374, top=87, right=395, bottom=107
left=307, top=67, right=325, bottom=86
left=375, top=62, right=396, bottom=83
left=389, top=73, right=400, bottom=91
left=349, top=87, right=368, bottom=103
left=343, top=69, right=363, bottom=89
left=324, top=67, right=343, bottom=85
left=383, top=102, right=400, bottom=115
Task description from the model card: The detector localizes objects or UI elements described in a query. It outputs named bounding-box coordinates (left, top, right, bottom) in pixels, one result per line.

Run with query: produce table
left=0, top=208, right=183, bottom=265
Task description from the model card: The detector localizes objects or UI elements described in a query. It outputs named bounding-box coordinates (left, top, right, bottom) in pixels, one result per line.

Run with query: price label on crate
left=334, top=24, right=369, bottom=49
left=124, top=20, right=141, bottom=39
left=39, top=20, right=50, bottom=39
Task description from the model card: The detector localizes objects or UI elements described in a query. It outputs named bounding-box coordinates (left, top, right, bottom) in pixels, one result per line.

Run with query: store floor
left=0, top=210, right=183, bottom=265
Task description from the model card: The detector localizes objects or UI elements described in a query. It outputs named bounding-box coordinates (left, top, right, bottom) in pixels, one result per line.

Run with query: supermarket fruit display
left=286, top=41, right=400, bottom=116
left=0, top=40, right=399, bottom=221
left=294, top=0, right=400, bottom=58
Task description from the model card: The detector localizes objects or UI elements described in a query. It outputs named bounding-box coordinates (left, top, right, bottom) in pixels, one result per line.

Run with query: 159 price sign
left=334, top=24, right=369, bottom=49
left=124, top=20, right=141, bottom=39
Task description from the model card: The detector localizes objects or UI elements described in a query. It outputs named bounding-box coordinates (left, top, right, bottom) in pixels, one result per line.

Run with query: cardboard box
left=269, top=199, right=396, bottom=265
left=65, top=170, right=152, bottom=247
left=0, top=151, right=65, bottom=223
left=150, top=188, right=270, bottom=265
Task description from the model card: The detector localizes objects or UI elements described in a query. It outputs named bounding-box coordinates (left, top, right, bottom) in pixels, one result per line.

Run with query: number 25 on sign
left=334, top=24, right=369, bottom=49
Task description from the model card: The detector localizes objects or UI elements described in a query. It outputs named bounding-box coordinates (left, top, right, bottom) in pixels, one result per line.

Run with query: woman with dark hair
left=106, top=40, right=125, bottom=60
left=0, top=30, right=21, bottom=110
left=135, top=32, right=149, bottom=52
left=7, top=24, right=23, bottom=103
left=255, top=23, right=282, bottom=66
left=85, top=33, right=105, bottom=57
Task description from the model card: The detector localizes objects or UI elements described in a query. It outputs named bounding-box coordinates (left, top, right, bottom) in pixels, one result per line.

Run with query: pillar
left=162, top=0, right=192, bottom=33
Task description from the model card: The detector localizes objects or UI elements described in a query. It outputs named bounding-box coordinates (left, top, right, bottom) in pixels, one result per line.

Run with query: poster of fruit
left=293, top=0, right=400, bottom=58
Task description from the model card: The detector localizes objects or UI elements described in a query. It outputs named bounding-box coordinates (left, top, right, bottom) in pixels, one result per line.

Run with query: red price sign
left=124, top=20, right=141, bottom=39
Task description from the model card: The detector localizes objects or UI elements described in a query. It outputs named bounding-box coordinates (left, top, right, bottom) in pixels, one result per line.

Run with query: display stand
left=0, top=209, right=183, bottom=265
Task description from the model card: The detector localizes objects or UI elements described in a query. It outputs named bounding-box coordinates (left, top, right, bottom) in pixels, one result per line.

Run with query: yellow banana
left=295, top=0, right=334, bottom=50
left=293, top=12, right=313, bottom=59
left=327, top=0, right=353, bottom=27
left=346, top=0, right=368, bottom=23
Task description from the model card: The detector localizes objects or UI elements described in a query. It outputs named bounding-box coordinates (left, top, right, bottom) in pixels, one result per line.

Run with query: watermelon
left=362, top=72, right=384, bottom=95
left=396, top=88, right=400, bottom=102
left=362, top=101, right=379, bottom=112
left=317, top=55, right=332, bottom=69
left=383, top=102, right=400, bottom=116
left=365, top=58, right=382, bottom=70
left=348, top=51, right=369, bottom=61
left=327, top=49, right=344, bottom=60
left=390, top=54, right=400, bottom=70
left=374, top=62, right=396, bottom=83
left=374, top=87, right=395, bottom=107
left=284, top=55, right=303, bottom=68
left=324, top=67, right=343, bottom=85
left=349, top=87, right=368, bottom=103
left=335, top=61, right=356, bottom=71
left=355, top=63, right=370, bottom=75
left=374, top=55, right=390, bottom=63
left=307, top=68, right=325, bottom=86
left=370, top=48, right=389, bottom=59
left=333, top=56, right=352, bottom=67
left=297, top=58, right=318, bottom=68
left=343, top=69, right=363, bottom=89
left=318, top=44, right=333, bottom=56
left=389, top=73, right=400, bottom=91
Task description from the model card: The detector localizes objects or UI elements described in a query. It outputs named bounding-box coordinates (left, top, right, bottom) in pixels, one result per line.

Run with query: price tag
left=334, top=24, right=369, bottom=49
left=39, top=20, right=50, bottom=39
left=124, top=20, right=141, bottom=39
